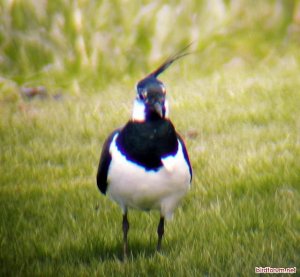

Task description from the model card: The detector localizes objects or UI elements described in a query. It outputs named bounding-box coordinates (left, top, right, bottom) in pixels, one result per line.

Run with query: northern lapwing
left=97, top=45, right=192, bottom=260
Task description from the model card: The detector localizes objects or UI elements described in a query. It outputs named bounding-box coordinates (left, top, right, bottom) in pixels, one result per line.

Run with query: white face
left=132, top=97, right=169, bottom=122
left=132, top=98, right=146, bottom=122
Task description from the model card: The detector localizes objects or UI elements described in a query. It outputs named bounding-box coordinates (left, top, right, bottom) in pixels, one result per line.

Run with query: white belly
left=107, top=135, right=191, bottom=219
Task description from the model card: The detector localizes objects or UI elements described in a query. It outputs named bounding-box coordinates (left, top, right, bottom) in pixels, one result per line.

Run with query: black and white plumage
left=97, top=45, right=192, bottom=260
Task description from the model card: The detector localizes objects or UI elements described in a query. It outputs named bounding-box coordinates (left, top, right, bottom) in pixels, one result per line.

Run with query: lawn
left=1, top=1, right=300, bottom=276
left=1, top=67, right=299, bottom=276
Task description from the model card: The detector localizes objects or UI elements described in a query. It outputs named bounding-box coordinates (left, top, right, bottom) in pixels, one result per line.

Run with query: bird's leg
left=157, top=216, right=165, bottom=252
left=122, top=212, right=129, bottom=261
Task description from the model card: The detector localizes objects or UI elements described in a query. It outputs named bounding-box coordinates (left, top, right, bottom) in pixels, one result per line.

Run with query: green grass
left=1, top=0, right=299, bottom=91
left=1, top=0, right=300, bottom=276
left=1, top=66, right=299, bottom=276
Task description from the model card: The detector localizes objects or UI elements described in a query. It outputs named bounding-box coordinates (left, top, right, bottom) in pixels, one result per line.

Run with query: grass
left=1, top=0, right=299, bottom=91
left=1, top=65, right=299, bottom=276
left=1, top=0, right=300, bottom=276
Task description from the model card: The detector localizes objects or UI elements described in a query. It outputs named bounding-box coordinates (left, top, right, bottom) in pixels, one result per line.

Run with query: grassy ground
left=1, top=65, right=299, bottom=276
left=1, top=0, right=300, bottom=276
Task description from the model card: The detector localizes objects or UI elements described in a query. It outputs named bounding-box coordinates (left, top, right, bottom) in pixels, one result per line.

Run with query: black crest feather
left=148, top=42, right=193, bottom=78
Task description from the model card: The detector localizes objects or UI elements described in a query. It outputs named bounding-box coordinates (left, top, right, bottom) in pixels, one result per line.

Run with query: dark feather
left=116, top=119, right=178, bottom=171
left=149, top=42, right=193, bottom=78
left=97, top=129, right=120, bottom=194
left=177, top=133, right=192, bottom=182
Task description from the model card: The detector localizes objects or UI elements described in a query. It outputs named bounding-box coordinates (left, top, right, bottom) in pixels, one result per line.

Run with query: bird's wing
left=97, top=129, right=120, bottom=194
left=177, top=133, right=192, bottom=182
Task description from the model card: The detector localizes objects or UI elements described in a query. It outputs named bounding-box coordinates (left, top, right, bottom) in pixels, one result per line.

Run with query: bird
left=96, top=44, right=192, bottom=260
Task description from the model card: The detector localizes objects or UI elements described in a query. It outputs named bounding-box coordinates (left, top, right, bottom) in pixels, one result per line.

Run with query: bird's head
left=132, top=43, right=192, bottom=122
left=133, top=76, right=167, bottom=121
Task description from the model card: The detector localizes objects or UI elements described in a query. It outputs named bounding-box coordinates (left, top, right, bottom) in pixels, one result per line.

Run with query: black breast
left=116, top=119, right=178, bottom=171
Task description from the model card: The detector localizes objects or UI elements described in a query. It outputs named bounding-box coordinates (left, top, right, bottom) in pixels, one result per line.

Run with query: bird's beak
left=153, top=102, right=163, bottom=118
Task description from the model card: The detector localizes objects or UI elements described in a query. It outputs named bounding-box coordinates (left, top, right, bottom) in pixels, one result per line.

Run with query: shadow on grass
left=56, top=237, right=174, bottom=264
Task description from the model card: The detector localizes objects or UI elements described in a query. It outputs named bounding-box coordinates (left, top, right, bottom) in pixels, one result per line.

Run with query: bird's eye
left=139, top=90, right=147, bottom=100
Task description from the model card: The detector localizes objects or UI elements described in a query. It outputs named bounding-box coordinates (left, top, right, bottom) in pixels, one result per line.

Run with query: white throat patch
left=132, top=99, right=146, bottom=122
left=131, top=98, right=169, bottom=122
